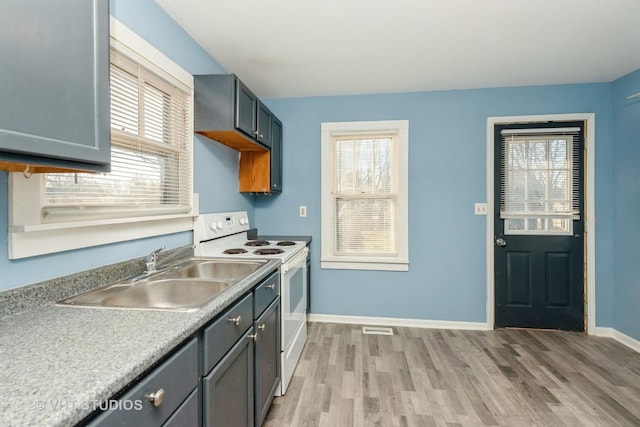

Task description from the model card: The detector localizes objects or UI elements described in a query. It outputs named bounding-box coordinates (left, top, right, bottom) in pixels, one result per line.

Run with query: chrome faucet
left=155, top=245, right=195, bottom=270
left=137, top=245, right=195, bottom=281
left=145, top=247, right=166, bottom=273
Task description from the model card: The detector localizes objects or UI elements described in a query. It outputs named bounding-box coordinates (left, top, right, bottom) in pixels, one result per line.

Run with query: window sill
left=8, top=213, right=197, bottom=259
left=321, top=259, right=409, bottom=272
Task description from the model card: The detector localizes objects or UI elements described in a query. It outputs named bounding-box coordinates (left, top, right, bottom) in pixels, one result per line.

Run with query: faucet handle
left=148, top=246, right=165, bottom=262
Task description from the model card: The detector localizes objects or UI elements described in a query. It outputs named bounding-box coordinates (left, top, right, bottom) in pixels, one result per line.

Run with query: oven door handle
left=282, top=247, right=308, bottom=273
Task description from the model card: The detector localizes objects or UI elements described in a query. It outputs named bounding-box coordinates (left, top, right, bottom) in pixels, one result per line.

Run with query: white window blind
left=42, top=48, right=192, bottom=221
left=331, top=131, right=399, bottom=256
left=500, top=127, right=581, bottom=234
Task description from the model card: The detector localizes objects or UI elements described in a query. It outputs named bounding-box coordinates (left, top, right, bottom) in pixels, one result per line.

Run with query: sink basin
left=101, top=279, right=232, bottom=311
left=58, top=278, right=232, bottom=312
left=157, top=259, right=264, bottom=283
left=57, top=258, right=268, bottom=312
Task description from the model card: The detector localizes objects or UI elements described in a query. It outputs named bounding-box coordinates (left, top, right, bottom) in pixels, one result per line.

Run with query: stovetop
left=194, top=211, right=306, bottom=262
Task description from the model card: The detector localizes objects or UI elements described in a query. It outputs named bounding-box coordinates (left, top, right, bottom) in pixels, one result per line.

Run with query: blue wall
left=0, top=0, right=250, bottom=291
left=612, top=69, right=640, bottom=340
left=257, top=84, right=615, bottom=325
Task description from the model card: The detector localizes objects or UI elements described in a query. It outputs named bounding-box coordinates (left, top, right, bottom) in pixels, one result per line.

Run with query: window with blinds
left=332, top=133, right=399, bottom=255
left=42, top=48, right=192, bottom=221
left=321, top=120, right=409, bottom=271
left=500, top=127, right=581, bottom=235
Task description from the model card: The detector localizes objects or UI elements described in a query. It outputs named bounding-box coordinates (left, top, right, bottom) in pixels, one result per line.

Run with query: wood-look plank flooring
left=264, top=322, right=640, bottom=427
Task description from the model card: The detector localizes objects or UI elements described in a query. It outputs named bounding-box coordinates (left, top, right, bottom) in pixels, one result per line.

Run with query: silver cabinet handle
left=146, top=388, right=165, bottom=407
left=265, top=284, right=275, bottom=289
left=496, top=238, right=507, bottom=247
left=248, top=333, right=258, bottom=341
left=258, top=324, right=266, bottom=331
left=228, top=316, right=242, bottom=325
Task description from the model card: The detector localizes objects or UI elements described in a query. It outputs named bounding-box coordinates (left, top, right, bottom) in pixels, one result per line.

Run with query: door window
left=500, top=128, right=580, bottom=235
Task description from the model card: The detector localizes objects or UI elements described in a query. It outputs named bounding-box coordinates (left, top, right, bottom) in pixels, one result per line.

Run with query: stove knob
left=239, top=218, right=247, bottom=225
left=209, top=222, right=217, bottom=231
left=217, top=221, right=223, bottom=230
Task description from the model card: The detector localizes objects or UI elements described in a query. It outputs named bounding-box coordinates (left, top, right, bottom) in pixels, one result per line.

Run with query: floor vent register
left=362, top=326, right=394, bottom=336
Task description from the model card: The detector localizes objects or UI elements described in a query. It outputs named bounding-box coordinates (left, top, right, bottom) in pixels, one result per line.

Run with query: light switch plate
left=474, top=203, right=488, bottom=215
left=299, top=206, right=307, bottom=217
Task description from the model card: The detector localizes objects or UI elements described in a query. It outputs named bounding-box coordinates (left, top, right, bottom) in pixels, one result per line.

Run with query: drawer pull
left=265, top=284, right=275, bottom=289
left=258, top=324, right=266, bottom=331
left=248, top=333, right=258, bottom=341
left=146, top=388, right=165, bottom=407
left=228, top=316, right=242, bottom=326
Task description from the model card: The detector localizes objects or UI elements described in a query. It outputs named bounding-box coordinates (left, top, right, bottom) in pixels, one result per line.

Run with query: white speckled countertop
left=0, top=258, right=280, bottom=427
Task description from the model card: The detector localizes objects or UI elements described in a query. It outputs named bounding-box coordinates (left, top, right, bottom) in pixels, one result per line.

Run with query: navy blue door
left=494, top=121, right=585, bottom=331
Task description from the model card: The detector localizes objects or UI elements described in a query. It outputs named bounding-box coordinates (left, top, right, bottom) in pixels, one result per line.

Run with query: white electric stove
left=194, top=211, right=308, bottom=395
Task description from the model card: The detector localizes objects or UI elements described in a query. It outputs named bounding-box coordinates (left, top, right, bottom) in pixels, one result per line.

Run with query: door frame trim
left=486, top=113, right=596, bottom=334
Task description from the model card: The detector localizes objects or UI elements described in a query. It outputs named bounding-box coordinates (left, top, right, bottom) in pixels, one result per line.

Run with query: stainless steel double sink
left=57, top=258, right=267, bottom=312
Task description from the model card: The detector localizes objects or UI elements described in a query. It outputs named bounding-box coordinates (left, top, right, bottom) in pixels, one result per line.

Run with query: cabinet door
left=269, top=117, right=283, bottom=193
left=256, top=101, right=272, bottom=148
left=203, top=330, right=255, bottom=427
left=235, top=79, right=257, bottom=139
left=0, top=0, right=110, bottom=171
left=255, top=298, right=281, bottom=427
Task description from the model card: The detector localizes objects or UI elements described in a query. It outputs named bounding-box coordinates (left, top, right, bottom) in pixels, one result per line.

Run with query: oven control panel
left=194, top=211, right=250, bottom=242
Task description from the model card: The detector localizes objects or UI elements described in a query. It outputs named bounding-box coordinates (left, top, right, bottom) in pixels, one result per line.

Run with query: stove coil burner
left=254, top=248, right=285, bottom=255
left=276, top=241, right=297, bottom=246
left=223, top=248, right=248, bottom=254
left=245, top=240, right=270, bottom=247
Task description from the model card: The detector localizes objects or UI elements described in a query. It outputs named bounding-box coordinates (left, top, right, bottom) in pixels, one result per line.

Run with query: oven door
left=281, top=247, right=308, bottom=352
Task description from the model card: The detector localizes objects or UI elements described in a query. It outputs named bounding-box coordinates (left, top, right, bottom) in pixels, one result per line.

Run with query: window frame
left=7, top=18, right=196, bottom=259
left=320, top=120, right=409, bottom=271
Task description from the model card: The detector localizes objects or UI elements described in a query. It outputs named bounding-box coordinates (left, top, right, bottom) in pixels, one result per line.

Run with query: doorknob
left=496, top=238, right=507, bottom=247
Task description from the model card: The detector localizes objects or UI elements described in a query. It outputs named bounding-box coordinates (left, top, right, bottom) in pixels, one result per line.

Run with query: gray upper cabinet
left=0, top=0, right=111, bottom=173
left=269, top=117, right=283, bottom=193
left=235, top=79, right=258, bottom=140
left=195, top=73, right=283, bottom=194
left=195, top=74, right=269, bottom=152
left=256, top=101, right=272, bottom=148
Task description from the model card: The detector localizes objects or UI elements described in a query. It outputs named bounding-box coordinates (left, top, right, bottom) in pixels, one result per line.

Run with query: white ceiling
left=156, top=0, right=640, bottom=99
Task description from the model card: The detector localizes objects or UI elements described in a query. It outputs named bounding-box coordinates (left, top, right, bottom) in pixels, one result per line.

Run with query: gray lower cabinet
left=89, top=337, right=199, bottom=426
left=203, top=328, right=255, bottom=426
left=0, top=0, right=111, bottom=172
left=202, top=272, right=281, bottom=427
left=164, top=389, right=199, bottom=427
left=254, top=298, right=280, bottom=426
left=86, top=269, right=281, bottom=427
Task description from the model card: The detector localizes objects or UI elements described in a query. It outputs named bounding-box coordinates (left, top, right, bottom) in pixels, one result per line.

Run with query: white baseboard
left=595, top=327, right=640, bottom=353
left=307, top=316, right=640, bottom=353
left=307, top=313, right=490, bottom=331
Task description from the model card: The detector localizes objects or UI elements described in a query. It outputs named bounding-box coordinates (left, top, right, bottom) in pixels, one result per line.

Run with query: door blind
left=331, top=131, right=399, bottom=255
left=43, top=48, right=192, bottom=221
left=500, top=127, right=581, bottom=222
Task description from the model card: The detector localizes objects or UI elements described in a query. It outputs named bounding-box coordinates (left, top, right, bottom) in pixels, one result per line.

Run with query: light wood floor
left=264, top=322, right=640, bottom=427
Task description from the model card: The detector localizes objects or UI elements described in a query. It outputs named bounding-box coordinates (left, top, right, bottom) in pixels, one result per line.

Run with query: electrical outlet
left=299, top=206, right=307, bottom=217
left=474, top=203, right=488, bottom=215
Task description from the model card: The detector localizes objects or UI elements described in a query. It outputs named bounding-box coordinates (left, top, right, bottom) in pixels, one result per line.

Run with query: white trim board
left=486, top=113, right=596, bottom=334
left=308, top=313, right=490, bottom=331
left=595, top=328, right=640, bottom=354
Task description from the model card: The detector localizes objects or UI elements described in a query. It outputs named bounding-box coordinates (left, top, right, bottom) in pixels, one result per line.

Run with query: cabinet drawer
left=254, top=271, right=280, bottom=318
left=163, top=388, right=199, bottom=427
left=203, top=293, right=253, bottom=374
left=90, top=337, right=199, bottom=427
